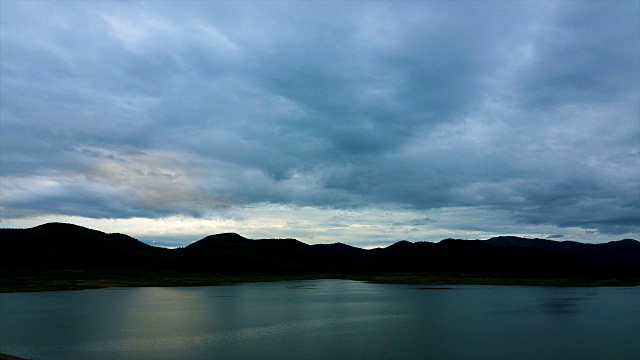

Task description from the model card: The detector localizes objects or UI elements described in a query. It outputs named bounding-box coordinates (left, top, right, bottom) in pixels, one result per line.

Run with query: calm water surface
left=1, top=280, right=639, bottom=359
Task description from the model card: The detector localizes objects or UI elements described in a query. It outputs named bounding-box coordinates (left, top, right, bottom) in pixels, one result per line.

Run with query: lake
left=1, top=280, right=639, bottom=359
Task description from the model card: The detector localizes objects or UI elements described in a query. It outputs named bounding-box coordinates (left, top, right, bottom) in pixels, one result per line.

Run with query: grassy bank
left=0, top=353, right=28, bottom=360
left=1, top=270, right=638, bottom=293
left=346, top=273, right=640, bottom=287
left=0, top=270, right=343, bottom=293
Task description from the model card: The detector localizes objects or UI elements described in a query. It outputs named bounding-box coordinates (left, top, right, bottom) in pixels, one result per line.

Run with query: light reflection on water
left=1, top=280, right=639, bottom=360
left=5, top=314, right=408, bottom=354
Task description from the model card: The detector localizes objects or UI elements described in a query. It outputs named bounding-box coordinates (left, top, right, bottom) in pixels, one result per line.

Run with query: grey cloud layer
left=1, top=1, right=638, bottom=235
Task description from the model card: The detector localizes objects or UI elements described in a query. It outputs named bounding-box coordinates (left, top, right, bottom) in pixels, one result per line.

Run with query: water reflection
left=1, top=281, right=639, bottom=360
left=288, top=284, right=319, bottom=289
left=415, top=287, right=459, bottom=290
left=539, top=296, right=584, bottom=314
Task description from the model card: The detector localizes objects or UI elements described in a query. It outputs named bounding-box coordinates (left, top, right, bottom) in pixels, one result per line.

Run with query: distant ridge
left=1, top=222, right=169, bottom=270
left=486, top=236, right=640, bottom=266
left=182, top=232, right=253, bottom=252
left=1, top=223, right=639, bottom=282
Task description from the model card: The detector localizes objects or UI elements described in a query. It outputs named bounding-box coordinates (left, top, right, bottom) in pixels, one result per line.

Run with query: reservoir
left=1, top=280, right=639, bottom=359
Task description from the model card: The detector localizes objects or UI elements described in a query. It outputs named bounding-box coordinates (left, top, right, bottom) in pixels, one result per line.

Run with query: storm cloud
left=1, top=1, right=638, bottom=245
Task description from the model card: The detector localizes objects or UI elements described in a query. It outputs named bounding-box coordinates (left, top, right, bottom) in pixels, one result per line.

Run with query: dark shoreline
left=5, top=223, right=640, bottom=292
left=2, top=271, right=638, bottom=293
left=0, top=353, right=28, bottom=360
left=4, top=224, right=639, bottom=293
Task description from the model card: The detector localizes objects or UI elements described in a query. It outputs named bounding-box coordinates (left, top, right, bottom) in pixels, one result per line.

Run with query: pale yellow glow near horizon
left=0, top=204, right=630, bottom=247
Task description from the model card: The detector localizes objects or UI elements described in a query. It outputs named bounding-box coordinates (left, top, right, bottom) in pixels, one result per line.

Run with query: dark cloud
left=519, top=1, right=640, bottom=107
left=1, top=1, right=638, bottom=240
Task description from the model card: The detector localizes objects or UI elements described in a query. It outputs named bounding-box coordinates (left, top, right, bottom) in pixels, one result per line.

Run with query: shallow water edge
left=2, top=271, right=638, bottom=293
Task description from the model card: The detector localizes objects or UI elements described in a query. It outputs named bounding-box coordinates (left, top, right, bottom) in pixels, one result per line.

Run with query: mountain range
left=2, top=223, right=639, bottom=286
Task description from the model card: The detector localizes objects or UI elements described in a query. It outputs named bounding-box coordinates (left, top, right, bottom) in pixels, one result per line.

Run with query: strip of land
left=2, top=271, right=638, bottom=293
left=2, top=223, right=639, bottom=292
left=0, top=353, right=28, bottom=360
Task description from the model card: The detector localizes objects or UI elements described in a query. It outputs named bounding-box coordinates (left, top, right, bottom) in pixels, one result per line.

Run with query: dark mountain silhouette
left=2, top=223, right=639, bottom=284
left=361, top=238, right=592, bottom=276
left=172, top=233, right=335, bottom=272
left=183, top=232, right=253, bottom=251
left=486, top=236, right=640, bottom=266
left=1, top=223, right=169, bottom=270
left=312, top=242, right=370, bottom=270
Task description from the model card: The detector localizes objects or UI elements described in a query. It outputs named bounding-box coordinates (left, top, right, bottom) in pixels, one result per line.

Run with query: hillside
left=1, top=223, right=639, bottom=290
left=170, top=233, right=336, bottom=272
left=1, top=223, right=170, bottom=270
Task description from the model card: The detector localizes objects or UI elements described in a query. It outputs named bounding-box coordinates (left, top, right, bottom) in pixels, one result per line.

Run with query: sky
left=1, top=0, right=638, bottom=248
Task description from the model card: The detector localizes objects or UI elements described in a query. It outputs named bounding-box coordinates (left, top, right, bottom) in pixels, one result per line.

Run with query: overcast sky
left=1, top=0, right=638, bottom=247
